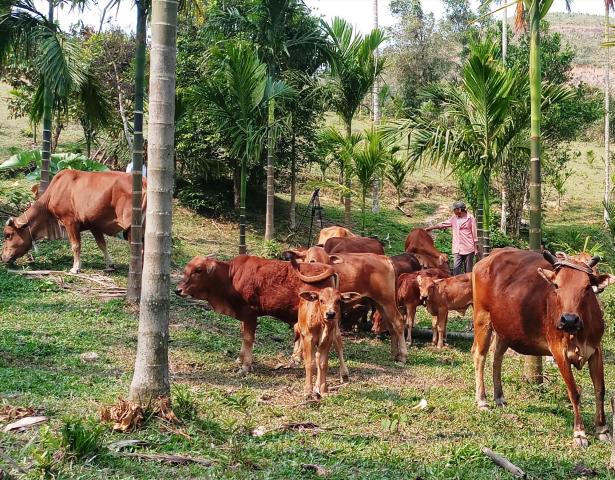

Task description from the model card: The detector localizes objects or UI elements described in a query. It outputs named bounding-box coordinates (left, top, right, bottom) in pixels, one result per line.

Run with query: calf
left=297, top=288, right=361, bottom=398
left=417, top=272, right=472, bottom=348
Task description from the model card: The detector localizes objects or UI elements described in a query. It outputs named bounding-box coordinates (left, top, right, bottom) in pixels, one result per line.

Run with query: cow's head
left=2, top=216, right=33, bottom=264
left=416, top=274, right=442, bottom=301
left=538, top=251, right=615, bottom=334
left=284, top=246, right=342, bottom=265
left=175, top=255, right=219, bottom=299
left=299, top=287, right=362, bottom=323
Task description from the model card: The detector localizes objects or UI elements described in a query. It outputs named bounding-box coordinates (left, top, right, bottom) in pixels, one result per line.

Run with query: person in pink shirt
left=425, top=201, right=478, bottom=275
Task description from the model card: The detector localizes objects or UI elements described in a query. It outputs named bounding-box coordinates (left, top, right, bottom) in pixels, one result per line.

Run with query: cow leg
left=64, top=223, right=82, bottom=274
left=303, top=335, right=314, bottom=398
left=289, top=335, right=303, bottom=367
left=472, top=309, right=492, bottom=409
left=436, top=309, right=448, bottom=349
left=405, top=302, right=417, bottom=346
left=379, top=305, right=407, bottom=363
left=315, top=343, right=329, bottom=397
left=91, top=230, right=115, bottom=270
left=238, top=317, right=257, bottom=373
left=492, top=333, right=509, bottom=407
left=552, top=350, right=587, bottom=447
left=588, top=347, right=611, bottom=442
left=334, top=329, right=349, bottom=382
left=430, top=314, right=438, bottom=346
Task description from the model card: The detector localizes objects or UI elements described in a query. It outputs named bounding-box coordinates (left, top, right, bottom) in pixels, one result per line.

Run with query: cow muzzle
left=325, top=310, right=336, bottom=320
left=175, top=286, right=186, bottom=297
left=558, top=314, right=583, bottom=333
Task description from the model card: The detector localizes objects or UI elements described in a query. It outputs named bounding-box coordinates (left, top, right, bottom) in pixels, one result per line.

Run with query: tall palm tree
left=0, top=0, right=91, bottom=194
left=604, top=1, right=614, bottom=225
left=371, top=0, right=381, bottom=214
left=500, top=0, right=508, bottom=233
left=324, top=17, right=385, bottom=224
left=192, top=41, right=292, bottom=254
left=128, top=0, right=178, bottom=403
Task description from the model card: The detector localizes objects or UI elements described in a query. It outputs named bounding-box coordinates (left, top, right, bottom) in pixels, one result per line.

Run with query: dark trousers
left=453, top=253, right=474, bottom=276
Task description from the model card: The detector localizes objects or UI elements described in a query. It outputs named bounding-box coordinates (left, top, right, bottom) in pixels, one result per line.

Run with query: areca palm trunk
left=500, top=4, right=508, bottom=233
left=344, top=122, right=352, bottom=224
left=127, top=0, right=147, bottom=303
left=265, top=97, right=275, bottom=241
left=40, top=0, right=54, bottom=195
left=129, top=0, right=178, bottom=403
left=289, top=134, right=296, bottom=230
left=605, top=3, right=611, bottom=224
left=239, top=159, right=247, bottom=254
left=371, top=0, right=380, bottom=214
left=523, top=0, right=543, bottom=384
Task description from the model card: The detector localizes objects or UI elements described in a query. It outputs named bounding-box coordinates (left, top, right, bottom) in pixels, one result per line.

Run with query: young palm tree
left=351, top=128, right=389, bottom=233
left=192, top=42, right=292, bottom=254
left=324, top=17, right=385, bottom=224
left=128, top=0, right=178, bottom=403
left=0, top=0, right=92, bottom=194
left=386, top=153, right=411, bottom=208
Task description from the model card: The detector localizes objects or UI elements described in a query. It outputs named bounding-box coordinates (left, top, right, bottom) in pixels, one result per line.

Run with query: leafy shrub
left=60, top=416, right=105, bottom=460
left=172, top=384, right=198, bottom=421
left=489, top=225, right=527, bottom=249
left=0, top=149, right=108, bottom=181
left=176, top=176, right=233, bottom=216
left=261, top=240, right=282, bottom=259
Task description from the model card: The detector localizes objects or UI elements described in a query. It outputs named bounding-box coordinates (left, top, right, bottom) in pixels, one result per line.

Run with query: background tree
left=324, top=17, right=385, bottom=225
left=128, top=0, right=178, bottom=403
left=385, top=152, right=411, bottom=209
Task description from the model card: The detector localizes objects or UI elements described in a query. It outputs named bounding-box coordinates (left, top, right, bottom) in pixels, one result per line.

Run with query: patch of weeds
left=30, top=425, right=62, bottom=479
left=261, top=239, right=282, bottom=259
left=172, top=384, right=198, bottom=421
left=60, top=416, right=106, bottom=461
left=380, top=411, right=409, bottom=434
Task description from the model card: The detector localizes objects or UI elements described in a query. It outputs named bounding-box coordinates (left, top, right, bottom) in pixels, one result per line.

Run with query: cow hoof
left=477, top=400, right=489, bottom=410
left=237, top=365, right=253, bottom=376
left=70, top=267, right=81, bottom=274
left=573, top=432, right=589, bottom=448
left=494, top=397, right=507, bottom=407
left=104, top=265, right=116, bottom=272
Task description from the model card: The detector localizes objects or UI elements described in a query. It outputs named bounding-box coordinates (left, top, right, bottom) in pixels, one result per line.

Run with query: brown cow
left=286, top=247, right=408, bottom=363
left=176, top=255, right=336, bottom=372
left=296, top=288, right=361, bottom=398
left=317, top=226, right=355, bottom=245
left=2, top=170, right=146, bottom=273
left=405, top=228, right=449, bottom=272
left=323, top=236, right=385, bottom=255
left=472, top=248, right=615, bottom=447
left=417, top=272, right=472, bottom=348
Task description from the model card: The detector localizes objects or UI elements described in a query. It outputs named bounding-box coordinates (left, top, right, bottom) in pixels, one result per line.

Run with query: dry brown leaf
left=3, top=416, right=48, bottom=432
left=0, top=405, right=35, bottom=423
left=153, top=396, right=179, bottom=424
left=99, top=398, right=143, bottom=433
left=301, top=463, right=329, bottom=476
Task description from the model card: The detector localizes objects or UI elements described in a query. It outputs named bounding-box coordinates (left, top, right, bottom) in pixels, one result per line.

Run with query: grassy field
left=4, top=84, right=615, bottom=478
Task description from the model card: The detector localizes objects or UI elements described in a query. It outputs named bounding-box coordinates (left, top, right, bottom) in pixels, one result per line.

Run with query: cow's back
left=43, top=170, right=140, bottom=234
left=473, top=248, right=552, bottom=353
left=324, top=236, right=385, bottom=255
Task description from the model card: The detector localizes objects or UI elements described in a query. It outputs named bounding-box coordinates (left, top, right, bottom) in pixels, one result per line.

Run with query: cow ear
left=434, top=278, right=444, bottom=284
left=341, top=292, right=362, bottom=303
left=12, top=217, right=28, bottom=229
left=537, top=268, right=557, bottom=286
left=594, top=274, right=615, bottom=293
left=6, top=217, right=14, bottom=227
left=330, top=255, right=343, bottom=264
left=299, top=291, right=319, bottom=302
left=282, top=249, right=305, bottom=261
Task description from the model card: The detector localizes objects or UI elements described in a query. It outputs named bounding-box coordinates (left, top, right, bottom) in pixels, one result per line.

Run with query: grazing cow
left=297, top=288, right=361, bottom=398
left=417, top=272, right=472, bottom=348
left=176, top=255, right=336, bottom=373
left=404, top=228, right=449, bottom=272
left=317, top=226, right=355, bottom=245
left=286, top=247, right=408, bottom=363
left=2, top=170, right=146, bottom=273
left=472, top=248, right=615, bottom=447
left=323, top=236, right=385, bottom=255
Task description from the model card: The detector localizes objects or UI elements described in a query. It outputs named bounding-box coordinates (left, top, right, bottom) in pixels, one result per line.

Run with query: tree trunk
left=233, top=165, right=240, bottom=211
left=524, top=0, right=543, bottom=385
left=265, top=98, right=275, bottom=241
left=605, top=3, right=611, bottom=224
left=344, top=122, right=352, bottom=225
left=128, top=0, right=178, bottom=403
left=476, top=175, right=485, bottom=259
left=39, top=0, right=54, bottom=195
left=113, top=60, right=134, bottom=151
left=481, top=170, right=491, bottom=257
left=127, top=0, right=147, bottom=304
left=239, top=160, right=247, bottom=255
left=500, top=5, right=508, bottom=233
left=289, top=134, right=296, bottom=230
left=371, top=0, right=380, bottom=214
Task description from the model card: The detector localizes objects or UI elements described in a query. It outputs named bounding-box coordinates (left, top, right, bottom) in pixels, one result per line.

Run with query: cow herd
left=3, top=171, right=615, bottom=448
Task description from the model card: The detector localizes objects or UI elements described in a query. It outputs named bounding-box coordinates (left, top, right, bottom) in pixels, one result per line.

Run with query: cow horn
left=587, top=256, right=601, bottom=268
left=542, top=250, right=558, bottom=265
left=294, top=263, right=335, bottom=283
left=6, top=217, right=14, bottom=226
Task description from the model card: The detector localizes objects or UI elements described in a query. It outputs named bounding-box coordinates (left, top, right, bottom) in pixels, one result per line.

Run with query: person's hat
left=452, top=201, right=466, bottom=210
